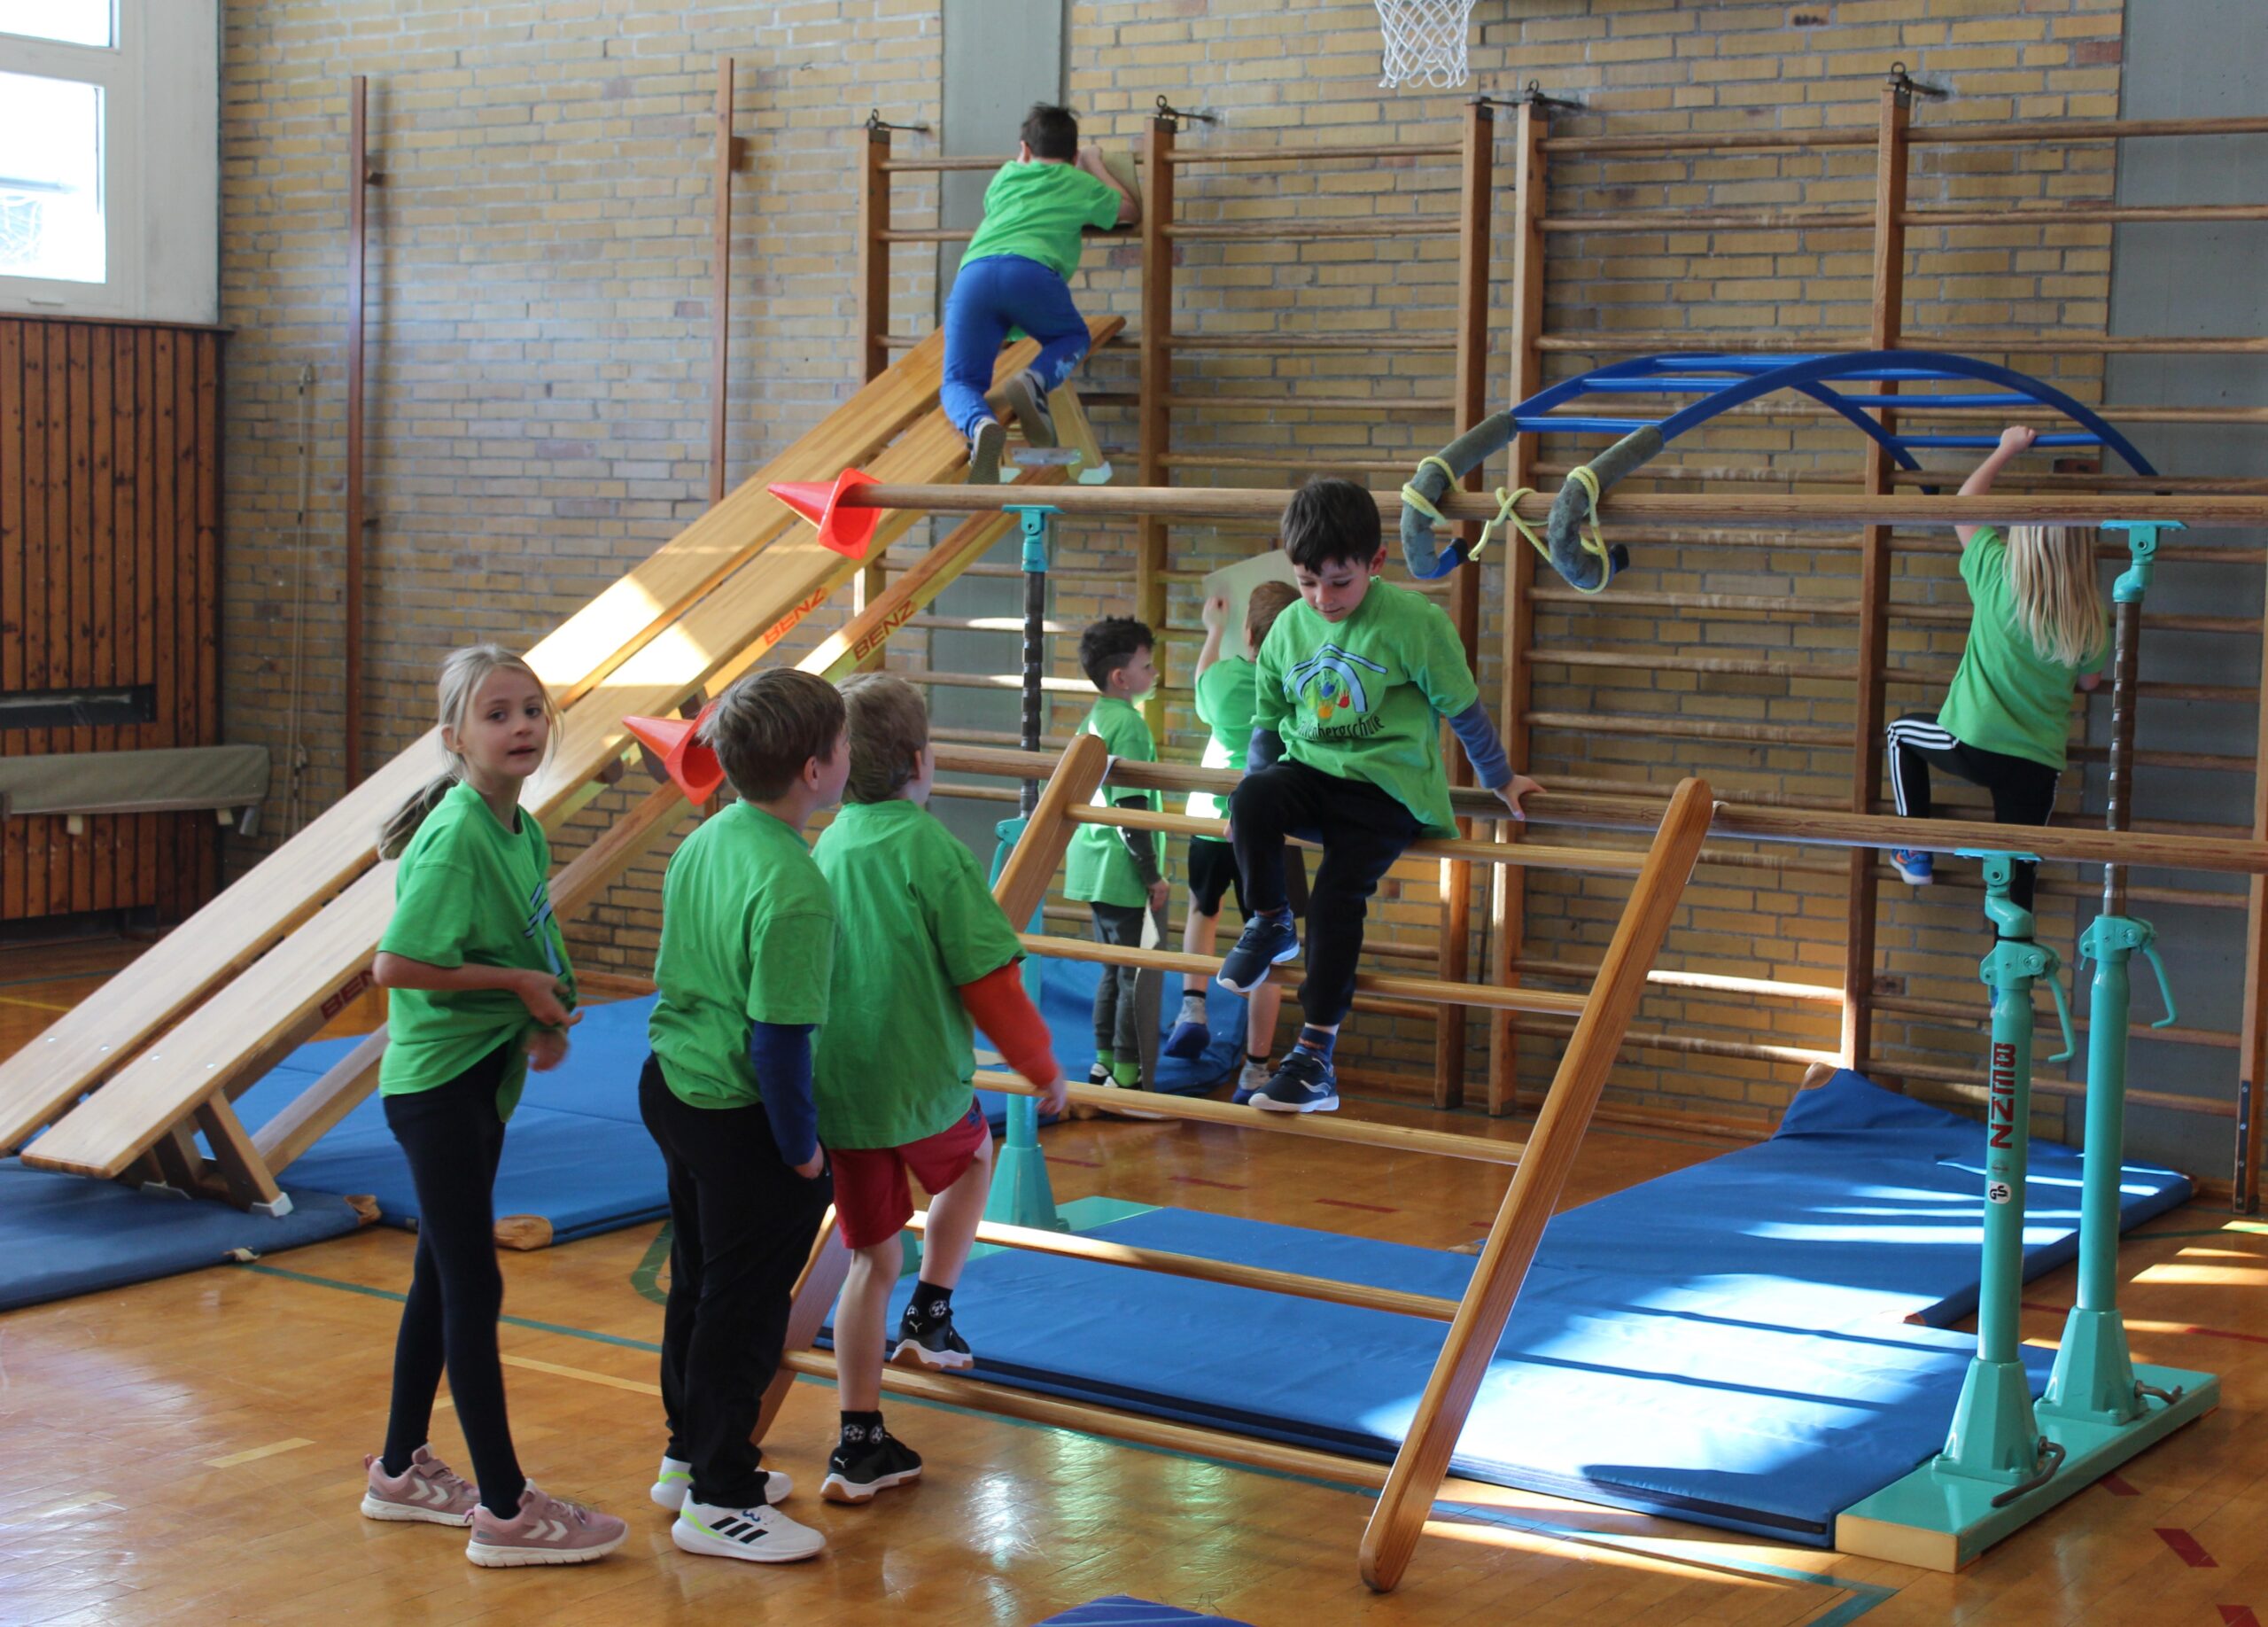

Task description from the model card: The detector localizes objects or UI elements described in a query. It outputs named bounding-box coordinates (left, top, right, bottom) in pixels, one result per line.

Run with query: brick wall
left=218, top=0, right=2145, bottom=1128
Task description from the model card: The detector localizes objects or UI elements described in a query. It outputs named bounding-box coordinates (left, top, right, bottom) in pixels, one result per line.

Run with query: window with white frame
left=0, top=1, right=217, bottom=323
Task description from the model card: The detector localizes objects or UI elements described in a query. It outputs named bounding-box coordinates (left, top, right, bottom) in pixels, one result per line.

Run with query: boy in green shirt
left=1219, top=479, right=1542, bottom=1114
left=812, top=676, right=1065, bottom=1506
left=640, top=667, right=844, bottom=1567
left=1064, top=615, right=1167, bottom=1092
left=1165, top=580, right=1308, bottom=1102
left=944, top=103, right=1138, bottom=485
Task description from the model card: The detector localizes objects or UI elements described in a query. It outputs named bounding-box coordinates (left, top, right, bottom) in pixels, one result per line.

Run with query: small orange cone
left=768, top=466, right=882, bottom=560
left=623, top=704, right=726, bottom=805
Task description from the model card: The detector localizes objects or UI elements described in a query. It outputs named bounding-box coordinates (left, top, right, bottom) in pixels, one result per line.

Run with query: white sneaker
left=650, top=1454, right=789, bottom=1511
left=672, top=1499, right=827, bottom=1563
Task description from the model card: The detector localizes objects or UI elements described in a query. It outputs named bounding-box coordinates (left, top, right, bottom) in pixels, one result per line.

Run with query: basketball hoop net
left=1375, top=0, right=1478, bottom=90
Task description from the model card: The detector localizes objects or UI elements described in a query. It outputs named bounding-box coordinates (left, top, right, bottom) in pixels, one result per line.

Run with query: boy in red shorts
left=811, top=675, right=1067, bottom=1504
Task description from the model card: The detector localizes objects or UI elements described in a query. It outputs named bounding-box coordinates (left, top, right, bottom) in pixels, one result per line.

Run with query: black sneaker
left=892, top=1303, right=974, bottom=1371
left=821, top=1424, right=923, bottom=1506
left=1217, top=913, right=1300, bottom=995
left=1254, top=1048, right=1339, bottom=1115
left=1086, top=1060, right=1113, bottom=1089
left=998, top=370, right=1057, bottom=448
left=967, top=418, right=1006, bottom=485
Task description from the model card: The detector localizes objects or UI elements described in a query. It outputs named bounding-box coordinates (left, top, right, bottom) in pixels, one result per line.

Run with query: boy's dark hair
left=700, top=668, right=845, bottom=803
left=1279, top=477, right=1383, bottom=572
left=1021, top=103, right=1079, bottom=161
left=1078, top=615, right=1153, bottom=691
left=839, top=673, right=930, bottom=805
left=1246, top=580, right=1301, bottom=651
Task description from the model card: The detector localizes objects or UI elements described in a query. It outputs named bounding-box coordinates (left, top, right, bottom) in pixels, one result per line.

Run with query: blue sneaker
left=1254, top=1048, right=1338, bottom=1115
left=1888, top=847, right=1933, bottom=885
left=1162, top=1017, right=1210, bottom=1061
left=1217, top=913, right=1299, bottom=995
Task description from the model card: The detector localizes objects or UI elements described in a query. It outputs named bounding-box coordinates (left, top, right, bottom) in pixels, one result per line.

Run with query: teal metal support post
left=983, top=504, right=1065, bottom=1234
left=2043, top=520, right=2180, bottom=1424
left=1936, top=850, right=2074, bottom=1491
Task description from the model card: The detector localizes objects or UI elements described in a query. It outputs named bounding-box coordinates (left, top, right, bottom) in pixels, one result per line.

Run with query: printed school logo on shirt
left=1283, top=645, right=1388, bottom=736
left=524, top=880, right=562, bottom=977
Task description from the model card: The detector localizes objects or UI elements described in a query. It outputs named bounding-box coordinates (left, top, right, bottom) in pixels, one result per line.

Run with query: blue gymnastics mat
left=1033, top=952, right=1247, bottom=1094
left=0, top=1157, right=364, bottom=1312
left=222, top=961, right=1218, bottom=1246
left=1034, top=1601, right=1254, bottom=1626
left=855, top=1070, right=2190, bottom=1545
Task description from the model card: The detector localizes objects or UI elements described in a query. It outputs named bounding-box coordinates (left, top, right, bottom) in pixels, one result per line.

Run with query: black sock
left=909, top=1280, right=952, bottom=1324
left=379, top=1447, right=415, bottom=1478
left=1245, top=1050, right=1270, bottom=1068
left=840, top=1408, right=884, bottom=1444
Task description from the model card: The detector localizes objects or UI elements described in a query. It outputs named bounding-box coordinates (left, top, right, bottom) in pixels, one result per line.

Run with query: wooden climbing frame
left=759, top=731, right=1715, bottom=1592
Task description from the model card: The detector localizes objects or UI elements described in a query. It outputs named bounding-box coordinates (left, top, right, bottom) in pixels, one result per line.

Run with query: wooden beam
left=345, top=74, right=369, bottom=788
left=1843, top=80, right=1911, bottom=1079
left=1490, top=98, right=1550, bottom=1118
left=1359, top=779, right=1713, bottom=1592
left=1434, top=97, right=1493, bottom=1111
left=2241, top=562, right=2268, bottom=1211
left=708, top=56, right=734, bottom=509
left=1137, top=114, right=1175, bottom=734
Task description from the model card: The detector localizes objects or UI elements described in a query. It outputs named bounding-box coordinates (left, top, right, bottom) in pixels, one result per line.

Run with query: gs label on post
left=1986, top=1179, right=2013, bottom=1206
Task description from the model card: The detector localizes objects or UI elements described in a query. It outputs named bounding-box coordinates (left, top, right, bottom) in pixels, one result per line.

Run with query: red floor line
left=1170, top=1175, right=1247, bottom=1190
left=1048, top=1156, right=1100, bottom=1168
left=2100, top=1472, right=2140, bottom=1498
left=2218, top=1607, right=2258, bottom=1626
left=1315, top=1196, right=1398, bottom=1213
left=2157, top=1528, right=2217, bottom=1568
left=2023, top=1301, right=2268, bottom=1349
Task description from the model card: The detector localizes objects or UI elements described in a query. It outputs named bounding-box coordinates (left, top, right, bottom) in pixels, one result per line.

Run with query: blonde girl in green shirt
left=361, top=644, right=626, bottom=1567
left=1884, top=426, right=2107, bottom=912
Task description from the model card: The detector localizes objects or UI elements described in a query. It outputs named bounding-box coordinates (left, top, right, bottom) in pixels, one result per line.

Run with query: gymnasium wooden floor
left=4, top=938, right=2264, bottom=1625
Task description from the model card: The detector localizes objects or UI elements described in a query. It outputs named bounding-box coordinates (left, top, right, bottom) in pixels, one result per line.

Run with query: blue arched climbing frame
left=1397, top=350, right=2160, bottom=592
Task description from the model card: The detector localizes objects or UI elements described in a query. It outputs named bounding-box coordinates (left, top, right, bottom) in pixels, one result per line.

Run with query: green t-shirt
left=1063, top=696, right=1162, bottom=907
left=1186, top=657, right=1258, bottom=823
left=812, top=799, right=1025, bottom=1148
left=1254, top=579, right=1480, bottom=838
left=960, top=160, right=1122, bottom=280
left=378, top=779, right=574, bottom=1120
left=1939, top=526, right=2108, bottom=769
left=649, top=800, right=835, bottom=1111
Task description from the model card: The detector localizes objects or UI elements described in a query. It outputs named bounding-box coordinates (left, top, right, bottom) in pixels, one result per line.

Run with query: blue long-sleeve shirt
left=747, top=1020, right=819, bottom=1167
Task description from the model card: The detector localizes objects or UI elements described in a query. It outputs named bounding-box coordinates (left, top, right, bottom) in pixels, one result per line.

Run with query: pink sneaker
left=361, top=1445, right=479, bottom=1527
left=464, top=1484, right=627, bottom=1568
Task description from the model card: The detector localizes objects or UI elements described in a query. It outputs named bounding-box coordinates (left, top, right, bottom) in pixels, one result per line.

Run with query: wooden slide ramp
left=10, top=320, right=1117, bottom=1198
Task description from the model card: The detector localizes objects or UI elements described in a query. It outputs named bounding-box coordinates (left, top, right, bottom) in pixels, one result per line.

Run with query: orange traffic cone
left=768, top=465, right=882, bottom=560
left=623, top=704, right=726, bottom=805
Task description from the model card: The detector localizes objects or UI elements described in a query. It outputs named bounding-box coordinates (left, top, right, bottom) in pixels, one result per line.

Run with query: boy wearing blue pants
left=945, top=103, right=1138, bottom=485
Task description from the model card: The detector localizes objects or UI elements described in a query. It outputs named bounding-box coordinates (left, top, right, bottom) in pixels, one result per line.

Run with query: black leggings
left=1089, top=901, right=1146, bottom=1057
left=1885, top=711, right=2061, bottom=914
left=1229, top=760, right=1423, bottom=1027
left=380, top=1040, right=524, bottom=1518
left=640, top=1056, right=833, bottom=1511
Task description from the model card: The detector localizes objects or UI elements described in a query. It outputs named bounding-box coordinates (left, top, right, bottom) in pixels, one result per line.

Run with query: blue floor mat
left=1033, top=952, right=1247, bottom=1094
left=227, top=967, right=1218, bottom=1245
left=1035, top=1601, right=1254, bottom=1626
left=0, top=1157, right=364, bottom=1312
left=853, top=1070, right=2190, bottom=1545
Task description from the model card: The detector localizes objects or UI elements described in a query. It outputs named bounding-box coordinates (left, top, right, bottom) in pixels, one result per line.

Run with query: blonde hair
left=378, top=644, right=559, bottom=859
left=840, top=673, right=930, bottom=804
left=1246, top=580, right=1300, bottom=652
left=703, top=668, right=846, bottom=802
left=2003, top=525, right=2106, bottom=667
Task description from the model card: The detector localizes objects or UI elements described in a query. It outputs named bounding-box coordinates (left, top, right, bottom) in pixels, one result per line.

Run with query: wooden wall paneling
left=196, top=332, right=222, bottom=901
left=134, top=327, right=158, bottom=907
left=113, top=329, right=140, bottom=907
left=1, top=323, right=21, bottom=920
left=89, top=324, right=115, bottom=913
left=151, top=326, right=179, bottom=919
left=173, top=330, right=200, bottom=912
left=38, top=325, right=66, bottom=914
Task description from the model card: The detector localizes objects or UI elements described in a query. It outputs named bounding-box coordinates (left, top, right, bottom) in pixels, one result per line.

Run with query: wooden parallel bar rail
left=834, top=482, right=2268, bottom=529
left=902, top=1211, right=1461, bottom=1320
left=707, top=57, right=734, bottom=508
left=877, top=155, right=1000, bottom=172
left=1527, top=647, right=2251, bottom=704
left=1527, top=583, right=2262, bottom=634
left=1871, top=1055, right=2235, bottom=1120
left=1905, top=203, right=2268, bottom=228
left=1541, top=208, right=1875, bottom=233
left=1067, top=799, right=1643, bottom=874
left=1166, top=393, right=1460, bottom=412
left=1872, top=993, right=2235, bottom=1052
left=1159, top=334, right=1458, bottom=354
left=1166, top=221, right=1462, bottom=240
left=1522, top=710, right=2256, bottom=773
left=1166, top=141, right=1463, bottom=165
left=345, top=74, right=370, bottom=788
left=878, top=228, right=975, bottom=243
left=1538, top=113, right=2268, bottom=154
left=1020, top=931, right=1591, bottom=1019
left=933, top=744, right=2268, bottom=876
left=972, top=1080, right=1525, bottom=1169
